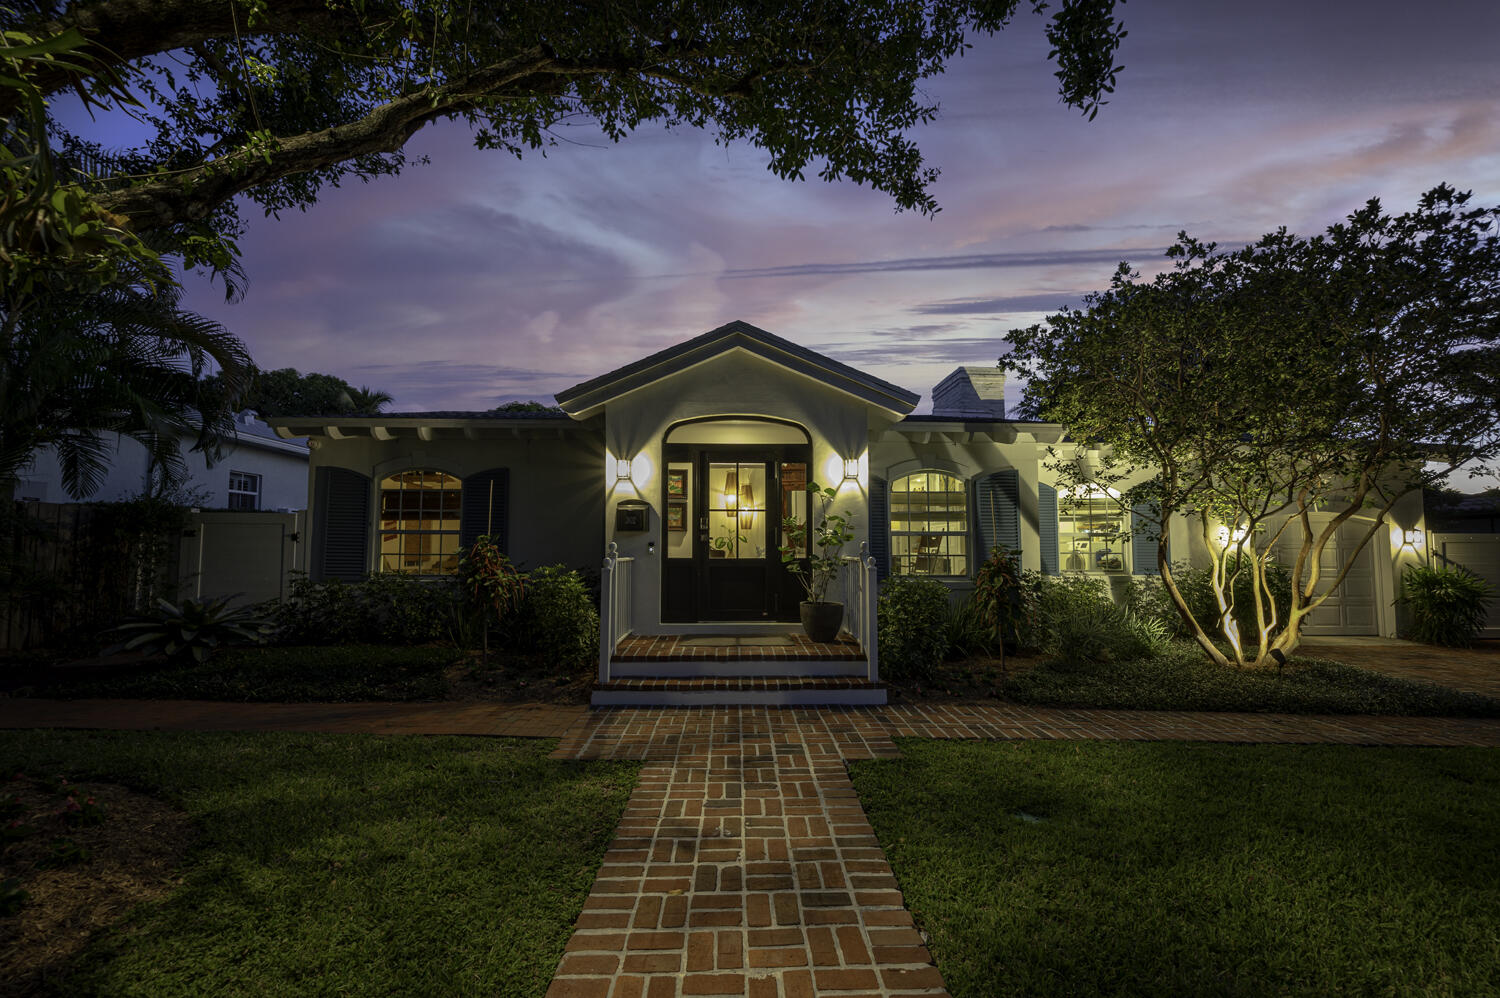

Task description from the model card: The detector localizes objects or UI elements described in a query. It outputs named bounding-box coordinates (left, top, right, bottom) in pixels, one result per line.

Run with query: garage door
left=1431, top=534, right=1500, bottom=638
left=1276, top=518, right=1379, bottom=636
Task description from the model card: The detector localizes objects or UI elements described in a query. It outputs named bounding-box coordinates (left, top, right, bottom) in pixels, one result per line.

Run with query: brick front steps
left=598, top=634, right=883, bottom=706
left=591, top=678, right=888, bottom=708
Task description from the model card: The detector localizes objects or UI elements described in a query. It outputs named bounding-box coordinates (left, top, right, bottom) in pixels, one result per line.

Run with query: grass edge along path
left=0, top=730, right=638, bottom=997
left=850, top=739, right=1500, bottom=998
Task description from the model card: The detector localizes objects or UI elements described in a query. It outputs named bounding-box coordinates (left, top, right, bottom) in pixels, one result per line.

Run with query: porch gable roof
left=554, top=320, right=920, bottom=419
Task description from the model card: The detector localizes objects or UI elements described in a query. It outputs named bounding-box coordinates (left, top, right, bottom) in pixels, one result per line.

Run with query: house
left=15, top=411, right=310, bottom=511
left=268, top=322, right=1429, bottom=705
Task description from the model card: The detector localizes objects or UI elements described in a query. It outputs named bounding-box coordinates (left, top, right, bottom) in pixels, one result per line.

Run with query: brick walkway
left=5, top=698, right=1500, bottom=998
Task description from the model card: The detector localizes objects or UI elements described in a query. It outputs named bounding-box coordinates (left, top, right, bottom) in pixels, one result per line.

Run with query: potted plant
left=779, top=482, right=856, bottom=642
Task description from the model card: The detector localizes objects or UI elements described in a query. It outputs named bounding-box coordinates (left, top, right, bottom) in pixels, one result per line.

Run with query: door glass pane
left=708, top=461, right=767, bottom=560
left=781, top=462, right=808, bottom=558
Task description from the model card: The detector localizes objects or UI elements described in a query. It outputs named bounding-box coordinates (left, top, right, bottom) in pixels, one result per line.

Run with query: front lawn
left=0, top=731, right=636, bottom=996
left=1000, top=644, right=1500, bottom=716
left=851, top=740, right=1500, bottom=998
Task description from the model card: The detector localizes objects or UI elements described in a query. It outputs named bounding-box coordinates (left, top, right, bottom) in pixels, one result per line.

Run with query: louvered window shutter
left=869, top=475, right=890, bottom=581
left=1131, top=502, right=1161, bottom=575
left=461, top=468, right=510, bottom=553
left=313, top=467, right=370, bottom=581
left=974, top=469, right=1020, bottom=559
left=1038, top=484, right=1060, bottom=575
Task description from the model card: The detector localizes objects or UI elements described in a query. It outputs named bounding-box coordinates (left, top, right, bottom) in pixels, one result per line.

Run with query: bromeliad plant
left=106, top=596, right=275, bottom=664
left=778, top=482, right=856, bottom=605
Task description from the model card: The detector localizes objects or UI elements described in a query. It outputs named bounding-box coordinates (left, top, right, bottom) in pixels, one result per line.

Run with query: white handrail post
left=598, top=541, right=618, bottom=684
left=861, top=541, right=879, bottom=683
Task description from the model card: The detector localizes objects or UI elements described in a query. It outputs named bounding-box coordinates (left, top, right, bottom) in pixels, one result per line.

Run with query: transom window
left=1059, top=492, right=1131, bottom=572
left=379, top=470, right=461, bottom=575
left=890, top=471, right=968, bottom=577
left=227, top=470, right=260, bottom=511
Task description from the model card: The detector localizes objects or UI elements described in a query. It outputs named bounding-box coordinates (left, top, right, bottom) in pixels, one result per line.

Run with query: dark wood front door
left=661, top=445, right=809, bottom=622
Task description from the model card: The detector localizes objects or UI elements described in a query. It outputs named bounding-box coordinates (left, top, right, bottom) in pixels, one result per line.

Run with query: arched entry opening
left=660, top=417, right=813, bottom=622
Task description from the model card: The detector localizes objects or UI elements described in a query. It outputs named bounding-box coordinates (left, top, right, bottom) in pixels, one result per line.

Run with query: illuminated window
left=1058, top=492, right=1130, bottom=572
left=378, top=470, right=462, bottom=575
left=890, top=471, right=968, bottom=577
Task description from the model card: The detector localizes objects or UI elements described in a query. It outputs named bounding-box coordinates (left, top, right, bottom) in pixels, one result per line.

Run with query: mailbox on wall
left=615, top=500, right=650, bottom=532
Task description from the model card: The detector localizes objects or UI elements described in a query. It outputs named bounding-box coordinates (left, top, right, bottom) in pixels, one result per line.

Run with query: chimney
left=930, top=366, right=1006, bottom=420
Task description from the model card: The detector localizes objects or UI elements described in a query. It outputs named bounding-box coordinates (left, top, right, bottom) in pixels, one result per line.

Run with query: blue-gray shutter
left=461, top=468, right=510, bottom=553
left=313, top=467, right=370, bottom=581
left=1038, top=483, right=1060, bottom=575
left=974, top=469, right=1020, bottom=559
left=1131, top=502, right=1160, bottom=575
left=869, top=475, right=890, bottom=580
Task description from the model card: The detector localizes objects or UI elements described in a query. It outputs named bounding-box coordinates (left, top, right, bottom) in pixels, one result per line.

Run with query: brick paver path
left=5, top=698, right=1500, bottom=997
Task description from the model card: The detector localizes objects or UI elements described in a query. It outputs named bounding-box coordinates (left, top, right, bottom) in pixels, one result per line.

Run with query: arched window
left=378, top=470, right=462, bottom=574
left=890, top=471, right=968, bottom=577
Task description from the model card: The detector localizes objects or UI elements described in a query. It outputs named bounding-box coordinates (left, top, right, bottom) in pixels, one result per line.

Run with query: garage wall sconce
left=843, top=458, right=860, bottom=482
left=615, top=457, right=632, bottom=482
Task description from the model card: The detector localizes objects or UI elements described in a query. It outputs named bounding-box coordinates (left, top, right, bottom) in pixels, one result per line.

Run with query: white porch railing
left=840, top=541, right=880, bottom=682
left=598, top=542, right=635, bottom=683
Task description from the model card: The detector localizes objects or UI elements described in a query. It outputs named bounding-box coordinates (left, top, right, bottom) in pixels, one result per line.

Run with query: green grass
left=29, top=645, right=457, bottom=702
left=851, top=740, right=1500, bottom=998
left=0, top=730, right=637, bottom=996
left=1003, top=643, right=1500, bottom=716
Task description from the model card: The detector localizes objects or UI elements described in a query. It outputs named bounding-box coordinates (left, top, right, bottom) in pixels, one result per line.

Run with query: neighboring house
left=16, top=411, right=310, bottom=511
left=269, top=321, right=1431, bottom=705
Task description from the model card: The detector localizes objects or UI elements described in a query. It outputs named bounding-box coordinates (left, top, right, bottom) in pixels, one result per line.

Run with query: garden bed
left=6, top=646, right=594, bottom=705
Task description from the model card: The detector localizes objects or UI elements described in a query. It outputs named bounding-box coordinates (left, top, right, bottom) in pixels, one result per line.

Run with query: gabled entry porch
left=595, top=545, right=884, bottom=705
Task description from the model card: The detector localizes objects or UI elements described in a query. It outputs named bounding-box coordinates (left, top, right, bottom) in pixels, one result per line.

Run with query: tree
left=0, top=273, right=254, bottom=499
left=4, top=0, right=1127, bottom=273
left=209, top=367, right=394, bottom=417
left=1004, top=185, right=1500, bottom=668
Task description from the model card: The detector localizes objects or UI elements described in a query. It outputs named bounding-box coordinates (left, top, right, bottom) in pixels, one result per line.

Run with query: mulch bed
left=1, top=774, right=194, bottom=997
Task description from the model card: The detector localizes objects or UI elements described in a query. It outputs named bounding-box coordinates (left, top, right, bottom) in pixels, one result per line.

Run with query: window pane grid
left=379, top=469, right=461, bottom=575
left=890, top=471, right=967, bottom=577
left=1059, top=495, right=1131, bottom=573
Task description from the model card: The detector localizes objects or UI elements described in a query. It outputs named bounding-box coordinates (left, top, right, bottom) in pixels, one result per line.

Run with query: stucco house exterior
left=16, top=410, right=310, bottom=511
left=269, top=322, right=1429, bottom=705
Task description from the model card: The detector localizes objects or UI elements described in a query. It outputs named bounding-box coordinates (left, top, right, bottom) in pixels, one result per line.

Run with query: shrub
left=945, top=597, right=999, bottom=660
left=970, top=545, right=1038, bottom=653
left=1399, top=564, right=1493, bottom=647
left=1033, top=575, right=1171, bottom=666
left=878, top=576, right=952, bottom=681
left=271, top=573, right=459, bottom=645
left=508, top=565, right=598, bottom=673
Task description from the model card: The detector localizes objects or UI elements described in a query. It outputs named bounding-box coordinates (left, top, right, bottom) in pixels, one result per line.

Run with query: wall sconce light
left=615, top=457, right=632, bottom=482
left=843, top=458, right=860, bottom=481
left=1403, top=528, right=1423, bottom=548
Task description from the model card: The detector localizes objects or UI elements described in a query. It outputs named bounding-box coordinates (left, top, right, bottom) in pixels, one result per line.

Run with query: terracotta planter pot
left=800, top=601, right=845, bottom=643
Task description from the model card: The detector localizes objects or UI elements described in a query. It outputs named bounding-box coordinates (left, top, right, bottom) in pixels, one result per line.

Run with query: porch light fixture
left=1403, top=528, right=1423, bottom=548
left=615, top=457, right=632, bottom=482
left=843, top=458, right=860, bottom=481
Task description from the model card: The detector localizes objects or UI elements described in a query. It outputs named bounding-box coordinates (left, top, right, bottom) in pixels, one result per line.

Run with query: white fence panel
left=1431, top=533, right=1500, bottom=638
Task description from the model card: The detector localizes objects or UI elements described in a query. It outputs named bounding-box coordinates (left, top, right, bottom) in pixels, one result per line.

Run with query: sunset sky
left=170, top=0, right=1500, bottom=415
